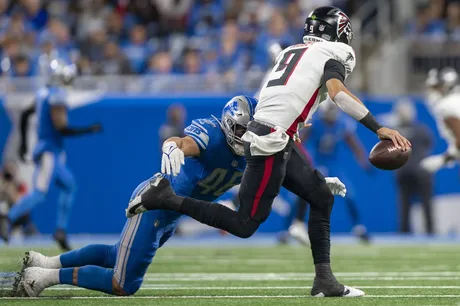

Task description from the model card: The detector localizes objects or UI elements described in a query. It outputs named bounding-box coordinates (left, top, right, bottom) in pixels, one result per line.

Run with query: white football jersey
left=255, top=40, right=356, bottom=137
left=433, top=92, right=460, bottom=154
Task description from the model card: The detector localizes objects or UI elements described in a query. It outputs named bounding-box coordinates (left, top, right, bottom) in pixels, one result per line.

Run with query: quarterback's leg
left=127, top=121, right=292, bottom=238
left=282, top=144, right=364, bottom=297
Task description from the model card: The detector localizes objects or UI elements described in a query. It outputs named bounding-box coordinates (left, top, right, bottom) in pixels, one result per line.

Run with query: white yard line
left=2, top=295, right=460, bottom=300
left=135, top=272, right=460, bottom=281
left=27, top=285, right=460, bottom=291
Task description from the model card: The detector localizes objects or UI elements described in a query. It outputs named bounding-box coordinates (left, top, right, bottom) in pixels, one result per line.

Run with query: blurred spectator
left=146, top=51, right=173, bottom=74
left=286, top=1, right=305, bottom=39
left=217, top=19, right=246, bottom=82
left=0, top=0, right=11, bottom=43
left=181, top=48, right=205, bottom=74
left=7, top=10, right=32, bottom=40
left=407, top=3, right=445, bottom=39
left=159, top=104, right=187, bottom=146
left=253, top=11, right=294, bottom=70
left=19, top=0, right=48, bottom=30
left=76, top=0, right=111, bottom=40
left=106, top=11, right=127, bottom=42
left=154, top=0, right=192, bottom=33
left=76, top=55, right=93, bottom=75
left=1, top=37, right=21, bottom=75
left=238, top=2, right=260, bottom=52
left=11, top=54, right=33, bottom=77
left=446, top=1, right=460, bottom=40
left=38, top=18, right=74, bottom=56
left=96, top=40, right=132, bottom=75
left=122, top=24, right=149, bottom=74
left=126, top=0, right=159, bottom=25
left=189, top=0, right=223, bottom=37
left=394, top=100, right=434, bottom=234
left=80, top=29, right=107, bottom=63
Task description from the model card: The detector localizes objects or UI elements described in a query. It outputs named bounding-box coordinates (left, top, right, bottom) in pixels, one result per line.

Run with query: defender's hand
left=376, top=127, right=411, bottom=150
left=325, top=177, right=347, bottom=197
left=161, top=141, right=185, bottom=176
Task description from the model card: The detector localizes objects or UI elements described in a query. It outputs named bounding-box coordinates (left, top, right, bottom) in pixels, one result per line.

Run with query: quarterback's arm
left=50, top=105, right=101, bottom=136
left=163, top=136, right=200, bottom=157
left=324, top=60, right=410, bottom=149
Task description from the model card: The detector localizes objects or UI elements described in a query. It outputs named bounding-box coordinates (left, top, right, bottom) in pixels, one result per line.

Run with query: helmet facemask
left=222, top=115, right=247, bottom=156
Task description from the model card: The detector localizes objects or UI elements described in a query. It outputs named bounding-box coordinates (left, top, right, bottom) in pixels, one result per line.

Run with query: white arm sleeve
left=333, top=91, right=369, bottom=121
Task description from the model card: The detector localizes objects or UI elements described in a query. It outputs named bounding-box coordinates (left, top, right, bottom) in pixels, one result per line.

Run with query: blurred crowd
left=408, top=0, right=460, bottom=41
left=0, top=0, right=366, bottom=80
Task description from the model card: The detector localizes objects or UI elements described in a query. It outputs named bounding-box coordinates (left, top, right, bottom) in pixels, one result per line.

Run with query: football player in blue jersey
left=303, top=100, right=371, bottom=242
left=14, top=95, right=346, bottom=297
left=0, top=59, right=101, bottom=250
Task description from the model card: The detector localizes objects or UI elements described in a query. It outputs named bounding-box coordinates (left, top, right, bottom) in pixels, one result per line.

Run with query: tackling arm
left=161, top=136, right=200, bottom=176
left=163, top=136, right=200, bottom=158
left=50, top=105, right=101, bottom=136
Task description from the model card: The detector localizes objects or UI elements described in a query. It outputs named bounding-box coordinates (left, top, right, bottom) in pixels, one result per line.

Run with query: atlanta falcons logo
left=336, top=11, right=353, bottom=42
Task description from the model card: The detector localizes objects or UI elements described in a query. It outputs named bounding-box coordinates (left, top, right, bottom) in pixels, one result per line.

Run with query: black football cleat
left=353, top=225, right=371, bottom=244
left=311, top=277, right=365, bottom=297
left=53, top=229, right=72, bottom=252
left=126, top=173, right=177, bottom=218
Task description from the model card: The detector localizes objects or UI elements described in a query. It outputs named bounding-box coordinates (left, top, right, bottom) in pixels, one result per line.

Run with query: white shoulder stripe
left=187, top=131, right=208, bottom=150
left=193, top=121, right=208, bottom=133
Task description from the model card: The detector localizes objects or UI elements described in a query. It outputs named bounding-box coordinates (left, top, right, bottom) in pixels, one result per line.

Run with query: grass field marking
left=145, top=271, right=460, bottom=279
left=2, top=294, right=460, bottom=300
left=34, top=285, right=460, bottom=291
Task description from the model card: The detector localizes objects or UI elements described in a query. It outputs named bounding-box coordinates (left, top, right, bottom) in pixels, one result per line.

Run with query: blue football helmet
left=221, top=95, right=258, bottom=156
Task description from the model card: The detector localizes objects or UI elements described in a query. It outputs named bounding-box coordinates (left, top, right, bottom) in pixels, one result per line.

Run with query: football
left=369, top=140, right=411, bottom=170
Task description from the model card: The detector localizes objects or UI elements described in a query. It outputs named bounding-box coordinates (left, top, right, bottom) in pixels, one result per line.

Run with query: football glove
left=161, top=141, right=185, bottom=176
left=325, top=177, right=347, bottom=197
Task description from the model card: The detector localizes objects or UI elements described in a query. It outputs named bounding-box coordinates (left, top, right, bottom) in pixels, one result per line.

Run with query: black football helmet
left=303, top=6, right=354, bottom=45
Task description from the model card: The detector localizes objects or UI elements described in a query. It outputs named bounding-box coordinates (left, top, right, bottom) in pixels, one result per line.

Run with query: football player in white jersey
left=127, top=6, right=411, bottom=298
left=421, top=68, right=460, bottom=172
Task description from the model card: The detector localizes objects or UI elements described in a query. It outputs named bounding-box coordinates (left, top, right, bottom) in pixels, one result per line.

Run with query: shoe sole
left=312, top=292, right=365, bottom=297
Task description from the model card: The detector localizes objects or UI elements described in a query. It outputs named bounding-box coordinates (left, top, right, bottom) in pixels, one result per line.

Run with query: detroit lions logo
left=223, top=101, right=242, bottom=117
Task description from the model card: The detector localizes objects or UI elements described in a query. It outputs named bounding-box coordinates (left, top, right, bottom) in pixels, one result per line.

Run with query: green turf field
left=1, top=244, right=460, bottom=305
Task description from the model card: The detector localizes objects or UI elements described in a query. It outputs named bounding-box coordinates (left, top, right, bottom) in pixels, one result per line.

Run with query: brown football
left=369, top=140, right=411, bottom=170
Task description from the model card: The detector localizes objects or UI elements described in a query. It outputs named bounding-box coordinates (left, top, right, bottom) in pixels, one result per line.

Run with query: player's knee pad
left=233, top=217, right=260, bottom=239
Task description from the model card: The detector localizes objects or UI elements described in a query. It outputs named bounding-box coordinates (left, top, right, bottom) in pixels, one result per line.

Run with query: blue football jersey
left=33, top=86, right=68, bottom=159
left=168, top=116, right=246, bottom=202
left=309, top=114, right=356, bottom=163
